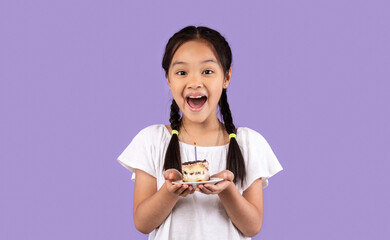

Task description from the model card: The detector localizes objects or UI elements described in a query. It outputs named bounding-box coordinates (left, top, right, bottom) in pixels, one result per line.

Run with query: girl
left=117, top=26, right=283, bottom=240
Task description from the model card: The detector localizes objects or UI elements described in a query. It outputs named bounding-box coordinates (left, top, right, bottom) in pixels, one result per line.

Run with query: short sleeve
left=117, top=127, right=157, bottom=181
left=239, top=128, right=283, bottom=191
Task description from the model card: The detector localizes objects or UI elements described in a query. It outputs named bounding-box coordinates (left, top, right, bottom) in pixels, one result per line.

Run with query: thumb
left=164, top=169, right=182, bottom=181
left=223, top=171, right=234, bottom=182
left=163, top=170, right=174, bottom=180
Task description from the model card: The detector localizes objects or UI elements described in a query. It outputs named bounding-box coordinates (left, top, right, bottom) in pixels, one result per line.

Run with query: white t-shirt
left=117, top=124, right=283, bottom=240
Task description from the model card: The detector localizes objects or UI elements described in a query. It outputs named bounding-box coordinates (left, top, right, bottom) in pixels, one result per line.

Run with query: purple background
left=1, top=0, right=389, bottom=239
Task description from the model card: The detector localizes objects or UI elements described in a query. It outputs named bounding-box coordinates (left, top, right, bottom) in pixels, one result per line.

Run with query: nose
left=187, top=73, right=203, bottom=89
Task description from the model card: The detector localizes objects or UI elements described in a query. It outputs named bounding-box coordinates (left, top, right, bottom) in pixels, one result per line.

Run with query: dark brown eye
left=202, top=70, right=213, bottom=74
left=176, top=71, right=186, bottom=75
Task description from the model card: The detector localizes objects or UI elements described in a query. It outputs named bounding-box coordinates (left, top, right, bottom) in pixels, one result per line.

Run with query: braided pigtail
left=219, top=89, right=246, bottom=186
left=163, top=99, right=182, bottom=172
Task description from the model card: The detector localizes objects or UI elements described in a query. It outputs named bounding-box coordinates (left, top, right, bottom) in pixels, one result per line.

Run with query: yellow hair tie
left=171, top=130, right=179, bottom=136
left=229, top=133, right=236, bottom=139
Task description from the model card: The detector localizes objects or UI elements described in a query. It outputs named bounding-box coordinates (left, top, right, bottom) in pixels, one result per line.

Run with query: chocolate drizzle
left=182, top=159, right=207, bottom=165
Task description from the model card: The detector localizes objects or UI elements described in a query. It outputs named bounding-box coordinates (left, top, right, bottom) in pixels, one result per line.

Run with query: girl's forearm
left=134, top=183, right=180, bottom=234
left=218, top=183, right=263, bottom=237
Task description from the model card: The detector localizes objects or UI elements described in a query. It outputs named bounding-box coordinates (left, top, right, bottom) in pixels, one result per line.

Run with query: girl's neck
left=181, top=115, right=221, bottom=135
left=178, top=115, right=228, bottom=146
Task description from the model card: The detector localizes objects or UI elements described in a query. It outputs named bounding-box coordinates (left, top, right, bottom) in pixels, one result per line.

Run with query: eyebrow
left=171, top=59, right=218, bottom=67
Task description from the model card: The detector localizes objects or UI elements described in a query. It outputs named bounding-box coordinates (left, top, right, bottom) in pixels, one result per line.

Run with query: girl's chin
left=182, top=110, right=209, bottom=123
left=183, top=112, right=206, bottom=121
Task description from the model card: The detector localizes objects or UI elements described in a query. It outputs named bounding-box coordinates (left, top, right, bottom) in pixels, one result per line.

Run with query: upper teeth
left=188, top=96, right=204, bottom=98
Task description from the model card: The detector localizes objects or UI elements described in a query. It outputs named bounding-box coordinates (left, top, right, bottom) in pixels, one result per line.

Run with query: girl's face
left=167, top=40, right=231, bottom=125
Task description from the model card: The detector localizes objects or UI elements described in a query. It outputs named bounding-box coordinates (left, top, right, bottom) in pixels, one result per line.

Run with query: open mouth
left=186, top=96, right=207, bottom=111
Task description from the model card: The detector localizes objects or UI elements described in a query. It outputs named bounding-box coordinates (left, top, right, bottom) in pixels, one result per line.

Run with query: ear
left=166, top=77, right=171, bottom=90
left=223, top=68, right=232, bottom=89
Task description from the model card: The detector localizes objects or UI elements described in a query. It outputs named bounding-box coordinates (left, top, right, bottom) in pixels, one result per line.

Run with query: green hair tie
left=229, top=133, right=237, bottom=139
left=171, top=130, right=179, bottom=136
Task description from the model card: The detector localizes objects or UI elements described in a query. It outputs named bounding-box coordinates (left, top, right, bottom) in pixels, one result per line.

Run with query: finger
left=163, top=170, right=169, bottom=179
left=211, top=170, right=234, bottom=180
left=164, top=169, right=183, bottom=181
left=187, top=186, right=195, bottom=194
left=169, top=185, right=182, bottom=193
left=165, top=179, right=172, bottom=187
left=163, top=170, right=174, bottom=180
left=223, top=173, right=230, bottom=181
left=215, top=180, right=231, bottom=189
left=204, top=184, right=217, bottom=191
left=224, top=170, right=234, bottom=181
left=180, top=188, right=192, bottom=197
left=170, top=173, right=179, bottom=181
left=205, top=184, right=221, bottom=193
left=174, top=185, right=188, bottom=195
left=166, top=177, right=179, bottom=185
left=199, top=184, right=212, bottom=194
left=167, top=182, right=182, bottom=193
left=210, top=173, right=222, bottom=179
left=195, top=184, right=203, bottom=191
left=177, top=186, right=188, bottom=195
left=200, top=187, right=212, bottom=194
left=170, top=169, right=183, bottom=180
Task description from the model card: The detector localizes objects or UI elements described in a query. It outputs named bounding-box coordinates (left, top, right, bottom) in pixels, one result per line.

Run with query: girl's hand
left=164, top=169, right=195, bottom=197
left=196, top=170, right=234, bottom=195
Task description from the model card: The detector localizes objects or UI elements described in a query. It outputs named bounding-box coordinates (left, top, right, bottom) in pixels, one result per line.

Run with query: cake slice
left=182, top=160, right=210, bottom=182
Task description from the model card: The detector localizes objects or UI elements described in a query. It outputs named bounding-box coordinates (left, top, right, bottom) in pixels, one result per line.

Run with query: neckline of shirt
left=161, top=124, right=232, bottom=149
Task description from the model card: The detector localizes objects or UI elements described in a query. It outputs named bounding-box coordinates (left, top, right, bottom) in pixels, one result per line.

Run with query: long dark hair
left=162, top=26, right=246, bottom=186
